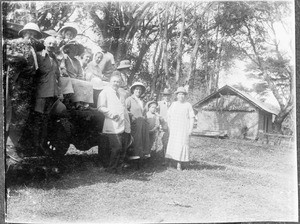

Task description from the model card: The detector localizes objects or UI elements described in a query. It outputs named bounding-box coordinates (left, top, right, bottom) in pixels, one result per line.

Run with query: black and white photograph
left=2, top=0, right=298, bottom=223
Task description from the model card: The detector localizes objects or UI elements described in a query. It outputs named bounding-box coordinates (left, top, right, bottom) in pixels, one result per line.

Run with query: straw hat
left=58, top=25, right=77, bottom=37
left=18, top=23, right=42, bottom=39
left=130, top=82, right=146, bottom=94
left=174, top=86, right=188, bottom=95
left=161, top=88, right=171, bottom=95
left=117, top=60, right=131, bottom=69
left=62, top=40, right=85, bottom=56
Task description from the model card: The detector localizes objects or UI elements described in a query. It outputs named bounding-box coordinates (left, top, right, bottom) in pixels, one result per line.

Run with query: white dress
left=165, top=101, right=195, bottom=162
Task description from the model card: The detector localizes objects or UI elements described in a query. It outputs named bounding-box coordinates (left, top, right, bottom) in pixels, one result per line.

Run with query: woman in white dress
left=165, top=87, right=195, bottom=170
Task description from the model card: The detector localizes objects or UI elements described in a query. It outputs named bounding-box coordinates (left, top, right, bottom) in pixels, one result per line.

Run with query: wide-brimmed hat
left=18, top=23, right=42, bottom=39
left=161, top=88, right=171, bottom=95
left=58, top=25, right=77, bottom=37
left=130, top=82, right=146, bottom=95
left=174, top=86, right=188, bottom=95
left=146, top=100, right=158, bottom=110
left=62, top=40, right=85, bottom=56
left=117, top=60, right=131, bottom=69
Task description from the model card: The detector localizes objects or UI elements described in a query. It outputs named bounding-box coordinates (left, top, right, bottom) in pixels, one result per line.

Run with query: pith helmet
left=18, top=22, right=42, bottom=39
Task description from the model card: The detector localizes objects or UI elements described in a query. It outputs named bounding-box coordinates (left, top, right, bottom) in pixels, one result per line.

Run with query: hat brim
left=174, top=91, right=187, bottom=95
left=130, top=85, right=146, bottom=95
left=117, top=65, right=131, bottom=69
left=147, top=101, right=158, bottom=109
left=18, top=29, right=43, bottom=39
left=62, top=42, right=85, bottom=56
left=58, top=26, right=78, bottom=36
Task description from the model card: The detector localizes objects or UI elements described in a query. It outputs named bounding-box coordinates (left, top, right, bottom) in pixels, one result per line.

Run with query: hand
left=112, top=114, right=120, bottom=121
left=58, top=94, right=64, bottom=100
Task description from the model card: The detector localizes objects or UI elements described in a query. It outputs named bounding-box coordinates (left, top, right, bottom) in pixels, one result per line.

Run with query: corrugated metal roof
left=193, top=85, right=278, bottom=115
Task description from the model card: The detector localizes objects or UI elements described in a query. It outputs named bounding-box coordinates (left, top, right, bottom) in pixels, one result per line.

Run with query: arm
left=97, top=90, right=115, bottom=119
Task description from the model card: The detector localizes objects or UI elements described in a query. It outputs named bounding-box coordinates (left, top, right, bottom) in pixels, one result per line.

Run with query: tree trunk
left=186, top=29, right=200, bottom=84
left=175, top=4, right=185, bottom=85
left=163, top=10, right=169, bottom=88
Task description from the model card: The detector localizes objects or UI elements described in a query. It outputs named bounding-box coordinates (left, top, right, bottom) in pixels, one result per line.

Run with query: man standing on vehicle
left=33, top=36, right=62, bottom=155
left=111, top=60, right=131, bottom=99
left=97, top=74, right=131, bottom=174
left=98, top=39, right=115, bottom=81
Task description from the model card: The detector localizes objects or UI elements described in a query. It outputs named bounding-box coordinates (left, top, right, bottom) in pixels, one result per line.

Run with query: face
left=64, top=30, right=74, bottom=40
left=149, top=104, right=157, bottom=113
left=110, top=76, right=121, bottom=90
left=95, top=53, right=103, bottom=64
left=133, top=86, right=143, bottom=97
left=82, top=54, right=91, bottom=64
left=101, top=45, right=109, bottom=53
left=23, top=30, right=38, bottom=40
left=162, top=95, right=171, bottom=101
left=177, top=92, right=186, bottom=102
left=44, top=37, right=57, bottom=52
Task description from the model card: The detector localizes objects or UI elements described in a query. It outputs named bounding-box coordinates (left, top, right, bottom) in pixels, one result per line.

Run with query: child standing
left=146, top=101, right=160, bottom=154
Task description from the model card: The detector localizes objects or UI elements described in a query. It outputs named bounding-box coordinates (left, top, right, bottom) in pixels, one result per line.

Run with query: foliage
left=3, top=1, right=294, bottom=132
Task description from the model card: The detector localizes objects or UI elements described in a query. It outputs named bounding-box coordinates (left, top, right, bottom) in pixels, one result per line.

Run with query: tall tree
left=218, top=1, right=293, bottom=132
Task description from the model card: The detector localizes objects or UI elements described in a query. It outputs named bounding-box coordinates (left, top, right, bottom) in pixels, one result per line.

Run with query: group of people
left=5, top=22, right=196, bottom=173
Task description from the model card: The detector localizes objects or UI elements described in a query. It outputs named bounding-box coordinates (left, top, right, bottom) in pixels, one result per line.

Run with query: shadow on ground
left=187, top=161, right=226, bottom=171
left=5, top=153, right=168, bottom=190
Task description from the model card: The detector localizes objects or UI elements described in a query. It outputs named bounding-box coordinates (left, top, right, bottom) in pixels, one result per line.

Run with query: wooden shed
left=193, top=85, right=278, bottom=139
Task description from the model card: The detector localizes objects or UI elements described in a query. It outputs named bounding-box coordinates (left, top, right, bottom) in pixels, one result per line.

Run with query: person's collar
left=132, top=95, right=141, bottom=100
left=110, top=85, right=119, bottom=92
left=41, top=49, right=49, bottom=57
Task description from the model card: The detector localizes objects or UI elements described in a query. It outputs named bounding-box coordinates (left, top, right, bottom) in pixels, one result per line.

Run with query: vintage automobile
left=3, top=22, right=107, bottom=160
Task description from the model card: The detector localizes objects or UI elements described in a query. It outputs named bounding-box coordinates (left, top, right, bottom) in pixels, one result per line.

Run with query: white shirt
left=98, top=85, right=130, bottom=134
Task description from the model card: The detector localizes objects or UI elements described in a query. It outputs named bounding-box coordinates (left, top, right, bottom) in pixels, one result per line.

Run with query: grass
left=5, top=136, right=298, bottom=223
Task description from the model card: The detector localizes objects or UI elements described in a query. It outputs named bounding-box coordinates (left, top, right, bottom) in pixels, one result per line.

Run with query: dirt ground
left=5, top=136, right=298, bottom=223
